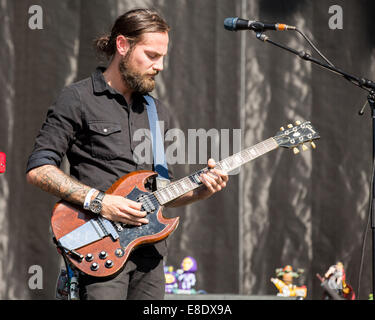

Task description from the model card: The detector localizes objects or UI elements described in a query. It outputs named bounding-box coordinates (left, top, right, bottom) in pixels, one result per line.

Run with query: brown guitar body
left=51, top=171, right=179, bottom=277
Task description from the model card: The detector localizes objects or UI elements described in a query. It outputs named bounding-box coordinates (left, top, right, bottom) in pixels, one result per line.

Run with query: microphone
left=224, top=17, right=296, bottom=32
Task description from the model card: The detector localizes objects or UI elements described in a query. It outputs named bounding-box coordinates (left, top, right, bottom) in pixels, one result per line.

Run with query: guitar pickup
left=138, top=195, right=156, bottom=213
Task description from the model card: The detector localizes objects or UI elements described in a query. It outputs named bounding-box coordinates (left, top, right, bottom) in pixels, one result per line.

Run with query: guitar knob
left=302, top=144, right=308, bottom=151
left=295, top=120, right=301, bottom=125
left=99, top=251, right=107, bottom=259
left=105, top=260, right=114, bottom=268
left=280, top=127, right=285, bottom=131
left=85, top=253, right=93, bottom=262
left=91, top=263, right=99, bottom=271
left=287, top=124, right=293, bottom=128
left=310, top=142, right=316, bottom=149
left=293, top=147, right=300, bottom=155
left=115, top=248, right=124, bottom=257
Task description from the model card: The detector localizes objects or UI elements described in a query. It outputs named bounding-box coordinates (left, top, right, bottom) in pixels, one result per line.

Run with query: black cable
left=294, top=28, right=372, bottom=93
left=294, top=28, right=335, bottom=68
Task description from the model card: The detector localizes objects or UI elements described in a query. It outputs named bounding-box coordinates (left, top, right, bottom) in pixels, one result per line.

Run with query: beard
left=119, top=52, right=158, bottom=95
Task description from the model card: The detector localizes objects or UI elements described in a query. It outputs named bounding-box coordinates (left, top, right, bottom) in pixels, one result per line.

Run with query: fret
left=240, top=150, right=251, bottom=162
left=180, top=179, right=189, bottom=192
left=268, top=138, right=279, bottom=149
left=190, top=173, right=201, bottom=185
left=262, top=141, right=270, bottom=153
left=168, top=190, right=175, bottom=200
left=256, top=142, right=266, bottom=155
left=156, top=189, right=171, bottom=205
left=247, top=147, right=258, bottom=159
left=238, top=152, right=246, bottom=163
left=168, top=184, right=175, bottom=197
left=187, top=178, right=195, bottom=189
left=170, top=183, right=179, bottom=197
left=188, top=175, right=198, bottom=187
left=165, top=186, right=173, bottom=199
left=233, top=154, right=243, bottom=165
left=215, top=162, right=222, bottom=171
left=175, top=181, right=184, bottom=194
left=181, top=177, right=194, bottom=192
left=225, top=157, right=233, bottom=169
left=158, top=188, right=170, bottom=204
left=154, top=190, right=165, bottom=204
left=221, top=159, right=230, bottom=171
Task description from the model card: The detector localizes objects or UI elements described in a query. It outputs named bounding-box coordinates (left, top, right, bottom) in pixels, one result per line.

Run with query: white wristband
left=83, top=188, right=97, bottom=210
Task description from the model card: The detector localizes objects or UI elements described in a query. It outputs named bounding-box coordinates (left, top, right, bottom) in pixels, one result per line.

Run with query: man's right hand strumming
left=100, top=195, right=148, bottom=226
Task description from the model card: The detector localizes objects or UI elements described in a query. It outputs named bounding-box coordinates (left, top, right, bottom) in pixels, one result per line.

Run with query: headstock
left=273, top=121, right=320, bottom=154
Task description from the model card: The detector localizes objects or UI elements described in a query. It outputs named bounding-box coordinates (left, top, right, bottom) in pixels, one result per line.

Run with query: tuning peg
left=280, top=126, right=285, bottom=131
left=295, top=120, right=301, bottom=125
left=287, top=124, right=293, bottom=129
left=302, top=144, right=308, bottom=151
left=310, top=141, right=316, bottom=149
left=293, top=147, right=300, bottom=155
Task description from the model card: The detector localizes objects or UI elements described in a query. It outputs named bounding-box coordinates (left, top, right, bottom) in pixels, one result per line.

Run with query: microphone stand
left=254, top=31, right=375, bottom=300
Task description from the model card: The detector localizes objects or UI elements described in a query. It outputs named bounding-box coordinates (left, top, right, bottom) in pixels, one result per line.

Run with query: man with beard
left=26, top=8, right=228, bottom=300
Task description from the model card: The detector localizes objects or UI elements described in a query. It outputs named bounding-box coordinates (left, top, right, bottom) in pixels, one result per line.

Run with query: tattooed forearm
left=26, top=165, right=94, bottom=206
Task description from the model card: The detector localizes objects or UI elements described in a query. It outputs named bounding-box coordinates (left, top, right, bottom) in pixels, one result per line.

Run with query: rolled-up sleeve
left=26, top=86, right=82, bottom=173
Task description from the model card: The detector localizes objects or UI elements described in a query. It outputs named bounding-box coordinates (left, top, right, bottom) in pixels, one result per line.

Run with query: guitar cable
left=293, top=28, right=335, bottom=68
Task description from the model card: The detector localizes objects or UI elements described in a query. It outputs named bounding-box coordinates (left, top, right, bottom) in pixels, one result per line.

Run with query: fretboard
left=153, top=137, right=279, bottom=205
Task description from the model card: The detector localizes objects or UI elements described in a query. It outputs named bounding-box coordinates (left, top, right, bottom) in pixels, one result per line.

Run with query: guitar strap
left=144, top=95, right=170, bottom=189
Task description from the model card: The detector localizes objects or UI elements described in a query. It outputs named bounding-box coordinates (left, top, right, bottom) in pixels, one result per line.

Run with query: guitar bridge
left=57, top=216, right=120, bottom=254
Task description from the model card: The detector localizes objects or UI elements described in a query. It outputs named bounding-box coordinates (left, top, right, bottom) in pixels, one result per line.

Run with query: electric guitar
left=51, top=120, right=320, bottom=277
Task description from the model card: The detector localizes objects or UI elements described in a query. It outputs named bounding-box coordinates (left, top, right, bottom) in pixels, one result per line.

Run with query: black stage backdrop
left=0, top=0, right=374, bottom=300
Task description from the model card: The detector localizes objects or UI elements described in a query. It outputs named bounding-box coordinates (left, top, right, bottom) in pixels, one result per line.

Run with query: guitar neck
left=154, top=137, right=279, bottom=205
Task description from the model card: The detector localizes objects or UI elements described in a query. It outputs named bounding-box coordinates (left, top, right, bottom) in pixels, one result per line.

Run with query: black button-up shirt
left=27, top=67, right=173, bottom=257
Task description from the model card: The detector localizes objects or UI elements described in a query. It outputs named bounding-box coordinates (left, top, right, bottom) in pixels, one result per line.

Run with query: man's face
left=119, top=32, right=169, bottom=94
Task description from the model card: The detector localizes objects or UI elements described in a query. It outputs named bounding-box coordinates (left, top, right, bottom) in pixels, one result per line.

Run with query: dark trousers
left=79, top=251, right=165, bottom=300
